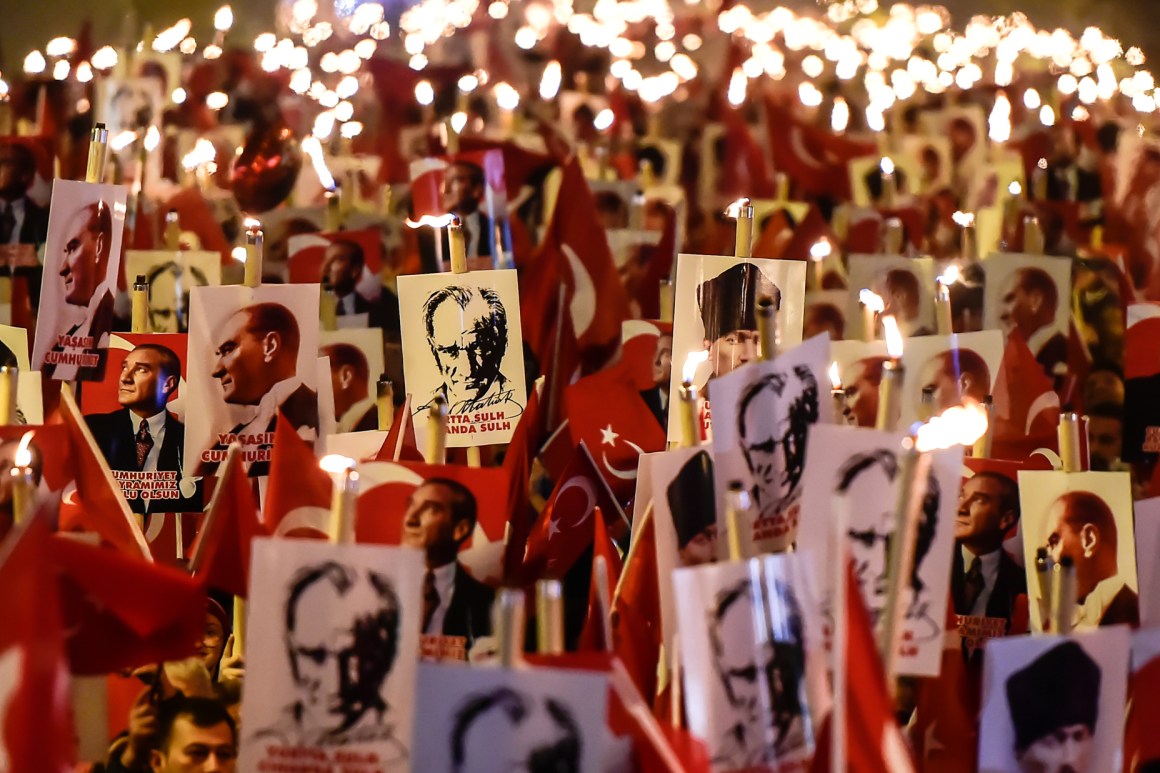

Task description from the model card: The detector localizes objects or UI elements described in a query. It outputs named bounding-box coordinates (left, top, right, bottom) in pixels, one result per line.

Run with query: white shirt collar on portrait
left=1025, top=324, right=1058, bottom=359
left=337, top=394, right=376, bottom=434
left=1074, top=573, right=1129, bottom=628
left=238, top=376, right=305, bottom=438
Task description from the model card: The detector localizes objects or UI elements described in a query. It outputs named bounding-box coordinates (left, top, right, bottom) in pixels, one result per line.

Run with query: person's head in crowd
left=1006, top=641, right=1099, bottom=773
left=424, top=285, right=508, bottom=405
left=442, top=161, right=486, bottom=217
left=119, top=344, right=182, bottom=419
left=322, top=343, right=370, bottom=422
left=594, top=190, right=629, bottom=229
left=284, top=562, right=401, bottom=737
left=738, top=366, right=819, bottom=515
left=147, top=262, right=209, bottom=333
left=1087, top=403, right=1123, bottom=471
left=199, top=600, right=230, bottom=681
left=803, top=302, right=844, bottom=341
left=697, top=263, right=780, bottom=381
left=843, top=356, right=889, bottom=427
left=401, top=478, right=477, bottom=569
left=918, top=348, right=990, bottom=415
left=149, top=696, right=237, bottom=773
left=1082, top=364, right=1124, bottom=409
left=60, top=201, right=113, bottom=307
left=1042, top=491, right=1121, bottom=604
left=880, top=269, right=921, bottom=322
left=956, top=471, right=1019, bottom=556
left=450, top=688, right=581, bottom=773
left=211, top=303, right=300, bottom=406
left=322, top=239, right=365, bottom=298
left=999, top=267, right=1059, bottom=342
left=0, top=141, right=38, bottom=203
left=667, top=451, right=717, bottom=565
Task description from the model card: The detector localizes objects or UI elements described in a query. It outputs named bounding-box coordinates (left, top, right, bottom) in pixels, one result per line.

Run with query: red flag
left=577, top=509, right=624, bottom=651
left=373, top=394, right=425, bottom=463
left=634, top=205, right=678, bottom=320
left=1125, top=303, right=1160, bottom=380
left=991, top=331, right=1061, bottom=461
left=1125, top=654, right=1160, bottom=772
left=57, top=385, right=152, bottom=560
left=610, top=512, right=662, bottom=705
left=719, top=107, right=776, bottom=201
left=157, top=187, right=231, bottom=263
left=264, top=412, right=332, bottom=538
left=188, top=446, right=268, bottom=598
left=765, top=98, right=875, bottom=201
left=0, top=518, right=74, bottom=771
left=810, top=564, right=915, bottom=773
left=502, top=386, right=546, bottom=582
left=50, top=534, right=204, bottom=675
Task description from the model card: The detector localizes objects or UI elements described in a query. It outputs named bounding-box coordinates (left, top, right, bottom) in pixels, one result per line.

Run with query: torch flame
left=880, top=156, right=895, bottom=176
left=882, top=314, right=904, bottom=358
left=828, top=361, right=842, bottom=390
left=915, top=400, right=989, bottom=452
left=243, top=217, right=261, bottom=230
left=951, top=210, right=975, bottom=228
left=319, top=453, right=356, bottom=474
left=859, top=288, right=885, bottom=313
left=110, top=130, right=138, bottom=153
left=144, top=126, right=161, bottom=153
left=810, top=239, right=832, bottom=260
left=937, top=265, right=961, bottom=286
left=301, top=136, right=336, bottom=190
left=1008, top=181, right=1022, bottom=197
left=725, top=197, right=751, bottom=218
left=682, top=350, right=709, bottom=385
left=539, top=61, right=561, bottom=100
left=14, top=431, right=33, bottom=468
left=405, top=213, right=456, bottom=229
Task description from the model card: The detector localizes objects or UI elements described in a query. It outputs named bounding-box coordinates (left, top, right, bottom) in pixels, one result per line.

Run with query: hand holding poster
left=397, top=269, right=526, bottom=447
left=32, top=179, right=128, bottom=381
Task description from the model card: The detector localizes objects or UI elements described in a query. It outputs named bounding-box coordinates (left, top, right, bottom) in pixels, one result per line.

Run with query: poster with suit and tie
left=32, top=179, right=128, bottom=381
left=79, top=333, right=201, bottom=513
left=184, top=284, right=321, bottom=478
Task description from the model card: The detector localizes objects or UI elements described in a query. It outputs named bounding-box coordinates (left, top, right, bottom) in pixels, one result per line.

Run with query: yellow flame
left=14, top=431, right=33, bottom=468
left=828, top=361, right=842, bottom=390
left=301, top=136, right=336, bottom=190
left=319, top=453, right=356, bottom=474
left=915, top=400, right=989, bottom=452
left=810, top=239, right=832, bottom=260
left=1008, top=181, right=1022, bottom=197
left=859, top=288, right=885, bottom=313
left=880, top=156, right=895, bottom=176
left=882, top=314, right=904, bottom=358
left=952, top=210, right=975, bottom=228
left=539, top=60, right=561, bottom=100
left=110, top=130, right=138, bottom=153
left=406, top=213, right=456, bottom=229
left=937, top=265, right=961, bottom=286
left=725, top=197, right=751, bottom=218
left=682, top=350, right=709, bottom=384
left=243, top=217, right=261, bottom=230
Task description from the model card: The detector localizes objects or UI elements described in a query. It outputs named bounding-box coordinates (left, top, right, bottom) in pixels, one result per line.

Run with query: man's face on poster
left=323, top=242, right=361, bottom=297
left=918, top=355, right=959, bottom=415
left=652, top=334, right=673, bottom=386
left=1041, top=499, right=1083, bottom=568
left=430, top=295, right=504, bottom=403
left=706, top=329, right=759, bottom=380
left=678, top=524, right=717, bottom=566
left=401, top=482, right=469, bottom=559
left=842, top=360, right=879, bottom=428
left=149, top=265, right=207, bottom=333
left=715, top=591, right=770, bottom=726
left=955, top=475, right=1008, bottom=544
left=118, top=348, right=174, bottom=415
left=740, top=376, right=810, bottom=513
left=0, top=143, right=35, bottom=201
left=441, top=164, right=484, bottom=216
left=1016, top=723, right=1093, bottom=773
left=60, top=208, right=106, bottom=307
left=212, top=312, right=269, bottom=405
left=843, top=463, right=894, bottom=610
left=999, top=274, right=1039, bottom=338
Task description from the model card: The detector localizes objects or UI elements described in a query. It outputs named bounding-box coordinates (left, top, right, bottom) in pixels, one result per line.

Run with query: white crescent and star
left=599, top=423, right=645, bottom=481
left=561, top=244, right=596, bottom=339
left=548, top=477, right=596, bottom=542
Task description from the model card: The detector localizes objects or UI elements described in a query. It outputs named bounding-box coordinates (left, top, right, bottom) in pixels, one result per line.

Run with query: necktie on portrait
left=135, top=419, right=154, bottom=471
left=421, top=570, right=440, bottom=633
left=0, top=203, right=14, bottom=245
left=962, top=557, right=984, bottom=614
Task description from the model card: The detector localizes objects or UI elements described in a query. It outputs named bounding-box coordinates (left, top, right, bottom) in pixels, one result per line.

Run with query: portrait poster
left=32, top=179, right=128, bottom=381
left=78, top=333, right=201, bottom=513
left=637, top=138, right=682, bottom=188
left=410, top=149, right=512, bottom=268
left=978, top=627, right=1129, bottom=773
left=0, top=324, right=29, bottom=371
left=1134, top=497, right=1160, bottom=628
left=673, top=552, right=822, bottom=773
left=412, top=662, right=608, bottom=773
left=803, top=290, right=848, bottom=342
left=899, top=330, right=1004, bottom=427
left=708, top=334, right=832, bottom=555
left=320, top=328, right=385, bottom=434
left=666, top=253, right=807, bottom=443
left=123, top=250, right=222, bottom=333
left=97, top=77, right=164, bottom=183
left=240, top=538, right=423, bottom=771
left=184, top=284, right=321, bottom=479
left=288, top=228, right=384, bottom=314
left=831, top=339, right=888, bottom=428
left=796, top=423, right=964, bottom=676
left=1126, top=626, right=1160, bottom=771
left=397, top=269, right=526, bottom=447
left=1017, top=470, right=1138, bottom=633
left=559, top=90, right=610, bottom=140
left=846, top=254, right=938, bottom=339
left=933, top=257, right=987, bottom=334
left=847, top=152, right=922, bottom=209
left=589, top=179, right=637, bottom=230
left=901, top=134, right=953, bottom=196
left=981, top=254, right=1073, bottom=373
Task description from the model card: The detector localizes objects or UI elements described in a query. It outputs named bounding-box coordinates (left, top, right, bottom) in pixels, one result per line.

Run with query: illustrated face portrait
left=322, top=242, right=363, bottom=297
left=426, top=288, right=507, bottom=405
left=955, top=474, right=1012, bottom=544
left=211, top=311, right=273, bottom=406
left=678, top=524, right=717, bottom=566
left=949, top=118, right=977, bottom=162
left=60, top=205, right=108, bottom=307
left=441, top=163, right=484, bottom=216
left=706, top=329, right=760, bottom=380
left=118, top=348, right=177, bottom=414
left=110, top=83, right=155, bottom=130
left=739, top=369, right=818, bottom=514
left=842, top=360, right=880, bottom=428
left=401, top=482, right=471, bottom=559
left=841, top=461, right=895, bottom=607
left=1015, top=724, right=1093, bottom=773
left=149, top=264, right=208, bottom=333
left=0, top=143, right=36, bottom=200
left=451, top=689, right=581, bottom=773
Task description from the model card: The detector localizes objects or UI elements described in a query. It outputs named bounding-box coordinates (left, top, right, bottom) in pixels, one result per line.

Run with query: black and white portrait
left=708, top=334, right=830, bottom=555
left=123, top=249, right=220, bottom=334
left=666, top=254, right=806, bottom=443
left=797, top=424, right=963, bottom=676
left=240, top=539, right=422, bottom=769
left=412, top=662, right=608, bottom=773
left=1018, top=471, right=1139, bottom=633
left=398, top=270, right=526, bottom=447
left=979, top=628, right=1129, bottom=773
left=185, top=285, right=321, bottom=478
left=673, top=553, right=819, bottom=772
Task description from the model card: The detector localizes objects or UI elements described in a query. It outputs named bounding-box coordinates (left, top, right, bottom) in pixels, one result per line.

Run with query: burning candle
left=85, top=123, right=109, bottom=183
left=427, top=394, right=448, bottom=464
left=1033, top=158, right=1048, bottom=201
left=0, top=364, right=16, bottom=426
left=934, top=265, right=960, bottom=335
left=756, top=294, right=778, bottom=361
left=875, top=315, right=904, bottom=431
left=859, top=289, right=884, bottom=342
left=879, top=157, right=897, bottom=208
left=829, top=361, right=846, bottom=424
left=320, top=454, right=358, bottom=544
left=882, top=217, right=904, bottom=255
left=679, top=351, right=708, bottom=447
left=659, top=279, right=674, bottom=323
left=377, top=377, right=394, bottom=431
left=243, top=219, right=263, bottom=288
left=809, top=239, right=831, bottom=290
left=405, top=213, right=456, bottom=273
left=10, top=431, right=35, bottom=525
left=727, top=197, right=753, bottom=258
left=165, top=209, right=181, bottom=251
left=952, top=211, right=976, bottom=260
left=131, top=274, right=150, bottom=333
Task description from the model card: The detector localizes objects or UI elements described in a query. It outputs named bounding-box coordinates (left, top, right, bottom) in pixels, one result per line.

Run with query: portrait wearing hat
left=696, top=262, right=781, bottom=384
left=667, top=450, right=717, bottom=566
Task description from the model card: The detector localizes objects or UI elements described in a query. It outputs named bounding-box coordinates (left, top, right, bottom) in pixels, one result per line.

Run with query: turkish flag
left=50, top=533, right=204, bottom=675
left=564, top=366, right=666, bottom=504
left=501, top=385, right=546, bottom=583
left=1125, top=653, right=1160, bottom=771
left=264, top=412, right=331, bottom=539
left=719, top=107, right=776, bottom=202
left=991, top=331, right=1061, bottom=462
left=610, top=512, right=662, bottom=705
left=809, top=563, right=916, bottom=773
left=286, top=228, right=382, bottom=284
left=188, top=446, right=267, bottom=598
left=0, top=518, right=74, bottom=772
left=56, top=385, right=152, bottom=560
left=577, top=509, right=624, bottom=652
left=373, top=394, right=425, bottom=463
left=765, top=98, right=876, bottom=201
